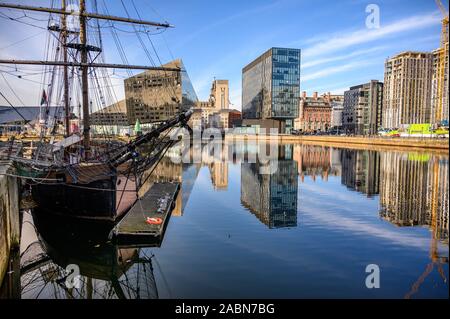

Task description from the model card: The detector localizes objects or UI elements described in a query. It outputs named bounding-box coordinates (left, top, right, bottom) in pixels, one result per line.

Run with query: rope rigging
left=0, top=0, right=190, bottom=205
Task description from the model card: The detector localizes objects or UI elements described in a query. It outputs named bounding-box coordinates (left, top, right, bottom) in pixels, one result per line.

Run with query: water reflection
left=6, top=141, right=449, bottom=298
left=19, top=212, right=159, bottom=299
left=208, top=143, right=229, bottom=190
left=376, top=153, right=449, bottom=298
left=141, top=142, right=448, bottom=243
left=341, top=149, right=380, bottom=197
left=379, top=153, right=449, bottom=242
left=293, top=144, right=335, bottom=181
left=241, top=145, right=298, bottom=228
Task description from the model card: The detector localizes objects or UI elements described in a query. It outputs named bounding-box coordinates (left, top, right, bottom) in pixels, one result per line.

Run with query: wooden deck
left=111, top=182, right=180, bottom=245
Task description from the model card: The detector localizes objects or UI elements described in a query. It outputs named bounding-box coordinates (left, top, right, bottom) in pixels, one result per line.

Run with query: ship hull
left=32, top=178, right=117, bottom=222
left=31, top=173, right=137, bottom=223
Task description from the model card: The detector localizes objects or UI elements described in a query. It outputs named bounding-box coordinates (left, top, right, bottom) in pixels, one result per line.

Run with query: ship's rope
left=0, top=173, right=63, bottom=182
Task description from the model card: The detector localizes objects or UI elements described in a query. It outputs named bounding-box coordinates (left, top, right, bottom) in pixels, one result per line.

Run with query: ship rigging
left=0, top=0, right=192, bottom=222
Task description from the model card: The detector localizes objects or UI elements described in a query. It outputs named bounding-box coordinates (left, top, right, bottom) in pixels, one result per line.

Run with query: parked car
left=327, top=129, right=340, bottom=135
left=433, top=127, right=449, bottom=138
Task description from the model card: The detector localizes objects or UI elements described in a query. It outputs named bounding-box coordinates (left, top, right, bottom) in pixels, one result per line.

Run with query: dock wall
left=225, top=134, right=449, bottom=153
left=0, top=161, right=20, bottom=286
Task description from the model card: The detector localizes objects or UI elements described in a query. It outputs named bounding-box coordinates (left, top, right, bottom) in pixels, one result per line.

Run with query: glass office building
left=125, top=59, right=198, bottom=125
left=242, top=48, right=301, bottom=132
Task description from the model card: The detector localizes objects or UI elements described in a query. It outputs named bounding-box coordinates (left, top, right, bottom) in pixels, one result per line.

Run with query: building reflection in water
left=293, top=144, right=339, bottom=182
left=377, top=152, right=449, bottom=298
left=206, top=142, right=229, bottom=190
left=240, top=145, right=298, bottom=229
left=139, top=141, right=202, bottom=216
left=138, top=141, right=448, bottom=247
left=5, top=140, right=448, bottom=299
left=341, top=149, right=380, bottom=198
left=379, top=152, right=448, bottom=243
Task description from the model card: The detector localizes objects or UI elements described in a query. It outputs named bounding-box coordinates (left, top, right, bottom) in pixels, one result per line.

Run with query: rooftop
left=0, top=106, right=61, bottom=124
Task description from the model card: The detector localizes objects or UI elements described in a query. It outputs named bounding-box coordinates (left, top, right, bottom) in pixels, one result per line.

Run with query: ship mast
left=79, top=0, right=90, bottom=158
left=0, top=1, right=179, bottom=158
left=61, top=0, right=70, bottom=137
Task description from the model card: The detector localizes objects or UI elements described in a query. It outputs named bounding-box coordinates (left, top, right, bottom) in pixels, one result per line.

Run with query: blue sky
left=0, top=0, right=447, bottom=110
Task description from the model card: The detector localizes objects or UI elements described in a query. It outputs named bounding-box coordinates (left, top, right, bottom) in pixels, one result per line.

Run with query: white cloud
left=173, top=0, right=285, bottom=49
left=301, top=11, right=441, bottom=58
left=303, top=203, right=429, bottom=251
left=302, top=46, right=385, bottom=69
left=302, top=60, right=375, bottom=82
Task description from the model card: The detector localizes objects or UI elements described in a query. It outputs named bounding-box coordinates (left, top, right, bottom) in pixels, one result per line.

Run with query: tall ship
left=0, top=1, right=193, bottom=222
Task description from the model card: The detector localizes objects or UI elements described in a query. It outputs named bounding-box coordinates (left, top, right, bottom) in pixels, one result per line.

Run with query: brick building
left=294, top=91, right=332, bottom=132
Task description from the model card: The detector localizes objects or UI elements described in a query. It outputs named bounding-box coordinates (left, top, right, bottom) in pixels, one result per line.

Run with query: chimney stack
left=313, top=92, right=318, bottom=99
left=302, top=91, right=307, bottom=98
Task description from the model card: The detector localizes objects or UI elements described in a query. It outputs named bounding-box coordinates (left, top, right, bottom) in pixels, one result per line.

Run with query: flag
left=40, top=90, right=47, bottom=106
left=134, top=118, right=142, bottom=134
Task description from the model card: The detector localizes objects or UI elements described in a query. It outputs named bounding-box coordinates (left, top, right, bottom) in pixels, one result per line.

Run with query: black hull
left=32, top=178, right=118, bottom=222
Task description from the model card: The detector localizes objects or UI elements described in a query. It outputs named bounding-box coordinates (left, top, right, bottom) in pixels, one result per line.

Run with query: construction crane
left=434, top=1, right=449, bottom=124
left=436, top=0, right=449, bottom=46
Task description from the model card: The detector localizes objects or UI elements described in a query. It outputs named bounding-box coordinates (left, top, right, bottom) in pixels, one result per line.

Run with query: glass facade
left=180, top=60, right=199, bottom=112
left=125, top=59, right=198, bottom=125
left=271, top=48, right=301, bottom=118
left=242, top=47, right=301, bottom=121
left=240, top=145, right=298, bottom=228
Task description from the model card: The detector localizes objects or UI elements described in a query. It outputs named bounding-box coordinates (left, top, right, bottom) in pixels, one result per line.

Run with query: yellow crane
left=434, top=1, right=449, bottom=124
left=436, top=0, right=449, bottom=46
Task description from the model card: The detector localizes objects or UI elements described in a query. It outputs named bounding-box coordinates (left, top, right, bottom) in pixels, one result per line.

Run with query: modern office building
left=383, top=52, right=433, bottom=128
left=343, top=80, right=383, bottom=135
left=294, top=91, right=332, bottom=132
left=242, top=47, right=301, bottom=133
left=125, top=59, right=198, bottom=125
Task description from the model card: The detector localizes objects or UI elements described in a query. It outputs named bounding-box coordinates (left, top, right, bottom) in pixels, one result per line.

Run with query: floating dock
left=111, top=182, right=180, bottom=245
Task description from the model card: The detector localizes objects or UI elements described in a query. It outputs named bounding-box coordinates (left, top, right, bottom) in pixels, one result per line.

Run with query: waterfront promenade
left=225, top=134, right=449, bottom=153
